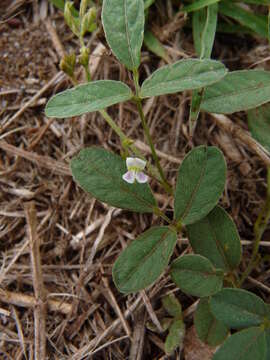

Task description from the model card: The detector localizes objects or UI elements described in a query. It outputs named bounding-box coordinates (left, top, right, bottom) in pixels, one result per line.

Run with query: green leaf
left=102, top=0, right=145, bottom=70
left=45, top=81, right=133, bottom=118
left=165, top=319, right=185, bottom=355
left=212, top=327, right=267, bottom=360
left=219, top=1, right=268, bottom=39
left=162, top=294, right=183, bottom=319
left=174, top=146, right=226, bottom=225
left=210, top=288, right=268, bottom=329
left=265, top=329, right=270, bottom=360
left=234, top=0, right=270, bottom=4
left=71, top=147, right=156, bottom=213
left=248, top=103, right=270, bottom=153
left=144, top=30, right=169, bottom=62
left=182, top=0, right=220, bottom=13
left=201, top=70, right=270, bottom=114
left=187, top=206, right=242, bottom=271
left=113, top=226, right=177, bottom=293
left=194, top=298, right=229, bottom=346
left=192, top=3, right=218, bottom=59
left=189, top=89, right=204, bottom=135
left=170, top=254, right=223, bottom=297
left=190, top=4, right=218, bottom=133
left=140, top=59, right=227, bottom=98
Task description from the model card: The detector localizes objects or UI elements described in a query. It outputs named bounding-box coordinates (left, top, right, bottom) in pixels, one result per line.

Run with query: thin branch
left=24, top=202, right=47, bottom=360
left=141, top=290, right=163, bottom=333
left=0, top=289, right=72, bottom=315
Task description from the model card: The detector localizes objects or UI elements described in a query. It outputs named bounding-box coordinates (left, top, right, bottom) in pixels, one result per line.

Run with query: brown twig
left=0, top=289, right=72, bottom=314
left=134, top=140, right=182, bottom=164
left=141, top=290, right=163, bottom=333
left=24, top=202, right=47, bottom=360
left=211, top=113, right=270, bottom=167
left=71, top=295, right=142, bottom=360
left=0, top=72, right=65, bottom=132
left=45, top=19, right=65, bottom=59
left=102, top=277, right=131, bottom=337
left=129, top=309, right=146, bottom=360
left=0, top=238, right=30, bottom=285
left=0, top=140, right=70, bottom=176
left=11, top=306, right=27, bottom=358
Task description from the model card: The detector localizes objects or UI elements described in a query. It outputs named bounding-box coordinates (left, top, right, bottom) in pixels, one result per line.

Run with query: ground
left=0, top=1, right=270, bottom=359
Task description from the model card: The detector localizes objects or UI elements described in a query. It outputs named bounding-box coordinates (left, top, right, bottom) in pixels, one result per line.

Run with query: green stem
left=84, top=65, right=91, bottom=82
left=153, top=207, right=171, bottom=224
left=99, top=109, right=164, bottom=183
left=135, top=99, right=172, bottom=194
left=78, top=43, right=171, bottom=191
left=239, top=167, right=270, bottom=286
left=133, top=70, right=172, bottom=195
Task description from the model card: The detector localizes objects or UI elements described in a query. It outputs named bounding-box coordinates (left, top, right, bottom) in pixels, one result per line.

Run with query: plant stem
left=99, top=109, right=126, bottom=143
left=133, top=70, right=172, bottom=195
left=99, top=109, right=164, bottom=183
left=84, top=66, right=91, bottom=82
left=153, top=207, right=171, bottom=224
left=239, top=167, right=270, bottom=286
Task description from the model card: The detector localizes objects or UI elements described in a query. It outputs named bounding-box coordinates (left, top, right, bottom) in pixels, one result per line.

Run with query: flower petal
left=122, top=170, right=135, bottom=184
left=126, top=157, right=135, bottom=169
left=126, top=157, right=146, bottom=170
left=132, top=158, right=146, bottom=170
left=136, top=171, right=148, bottom=184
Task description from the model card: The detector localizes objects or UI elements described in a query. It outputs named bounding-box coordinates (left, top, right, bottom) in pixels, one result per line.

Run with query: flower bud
left=64, top=1, right=80, bottom=36
left=79, top=46, right=89, bottom=68
left=79, top=0, right=88, bottom=19
left=80, top=7, right=97, bottom=37
left=60, top=52, right=76, bottom=77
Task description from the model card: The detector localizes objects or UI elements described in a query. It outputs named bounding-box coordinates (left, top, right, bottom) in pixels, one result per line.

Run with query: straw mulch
left=1, top=1, right=270, bottom=359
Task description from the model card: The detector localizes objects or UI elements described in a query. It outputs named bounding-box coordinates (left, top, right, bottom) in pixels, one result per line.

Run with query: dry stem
left=24, top=202, right=47, bottom=360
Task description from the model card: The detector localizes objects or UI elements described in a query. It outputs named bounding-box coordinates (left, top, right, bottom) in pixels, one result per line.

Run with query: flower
left=122, top=157, right=148, bottom=184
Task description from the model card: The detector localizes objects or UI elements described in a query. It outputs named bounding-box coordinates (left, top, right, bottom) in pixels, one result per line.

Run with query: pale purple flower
left=122, top=157, right=148, bottom=184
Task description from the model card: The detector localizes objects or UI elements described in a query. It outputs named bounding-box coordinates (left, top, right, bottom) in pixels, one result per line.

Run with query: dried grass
left=1, top=1, right=270, bottom=359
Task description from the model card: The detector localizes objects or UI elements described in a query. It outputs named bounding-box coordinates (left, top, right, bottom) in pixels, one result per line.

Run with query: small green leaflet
left=49, top=0, right=79, bottom=17
left=162, top=294, right=182, bottom=319
left=102, top=0, right=145, bottom=70
left=189, top=88, right=204, bottom=136
left=162, top=294, right=185, bottom=354
left=192, top=3, right=218, bottom=59
left=201, top=70, right=270, bottom=114
left=170, top=254, right=223, bottom=297
left=174, top=146, right=226, bottom=225
left=140, top=59, right=227, bottom=98
left=210, top=288, right=268, bottom=329
left=113, top=226, right=177, bottom=293
left=45, top=81, right=133, bottom=118
left=248, top=103, right=270, bottom=153
left=190, top=4, right=218, bottom=133
left=195, top=298, right=229, bottom=346
left=165, top=319, right=185, bottom=355
left=187, top=206, right=242, bottom=271
left=71, top=147, right=156, bottom=213
left=212, top=327, right=267, bottom=360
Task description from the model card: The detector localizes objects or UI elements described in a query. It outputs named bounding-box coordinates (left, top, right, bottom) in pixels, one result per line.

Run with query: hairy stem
left=133, top=70, right=172, bottom=195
